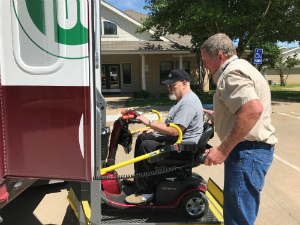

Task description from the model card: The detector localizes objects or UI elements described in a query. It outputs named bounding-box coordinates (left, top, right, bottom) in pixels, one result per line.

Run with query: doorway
left=101, top=64, right=121, bottom=93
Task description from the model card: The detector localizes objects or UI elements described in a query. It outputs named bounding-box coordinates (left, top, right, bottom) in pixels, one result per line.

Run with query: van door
left=0, top=0, right=96, bottom=182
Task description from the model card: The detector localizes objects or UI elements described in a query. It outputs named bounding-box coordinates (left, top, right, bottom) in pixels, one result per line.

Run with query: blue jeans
left=223, top=141, right=274, bottom=225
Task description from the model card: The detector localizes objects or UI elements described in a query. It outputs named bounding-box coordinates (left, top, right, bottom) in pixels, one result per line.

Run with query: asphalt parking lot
left=1, top=99, right=299, bottom=225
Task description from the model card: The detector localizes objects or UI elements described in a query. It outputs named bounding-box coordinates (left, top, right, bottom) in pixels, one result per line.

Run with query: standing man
left=201, top=33, right=277, bottom=225
left=125, top=69, right=204, bottom=205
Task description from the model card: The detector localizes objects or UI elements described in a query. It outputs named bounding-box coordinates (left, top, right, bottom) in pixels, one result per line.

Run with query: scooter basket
left=101, top=127, right=110, bottom=159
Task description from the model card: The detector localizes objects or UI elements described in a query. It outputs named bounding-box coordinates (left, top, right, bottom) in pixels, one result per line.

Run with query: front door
left=102, top=64, right=121, bottom=93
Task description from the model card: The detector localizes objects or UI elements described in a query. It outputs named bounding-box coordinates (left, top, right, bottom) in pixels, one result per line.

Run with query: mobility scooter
left=97, top=109, right=214, bottom=219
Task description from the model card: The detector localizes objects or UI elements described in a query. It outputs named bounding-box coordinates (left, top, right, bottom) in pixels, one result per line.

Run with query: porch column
left=142, top=54, right=146, bottom=90
left=179, top=55, right=183, bottom=69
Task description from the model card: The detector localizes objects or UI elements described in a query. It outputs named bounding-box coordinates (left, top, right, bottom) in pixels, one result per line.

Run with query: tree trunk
left=280, top=74, right=285, bottom=86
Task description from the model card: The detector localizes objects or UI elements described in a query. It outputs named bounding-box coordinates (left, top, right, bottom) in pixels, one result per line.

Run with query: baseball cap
left=161, top=69, right=191, bottom=85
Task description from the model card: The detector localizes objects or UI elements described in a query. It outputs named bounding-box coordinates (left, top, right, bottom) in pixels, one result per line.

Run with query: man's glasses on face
left=167, top=81, right=183, bottom=89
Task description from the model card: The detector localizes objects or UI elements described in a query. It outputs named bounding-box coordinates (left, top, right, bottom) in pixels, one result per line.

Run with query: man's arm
left=204, top=99, right=263, bottom=166
left=136, top=115, right=185, bottom=136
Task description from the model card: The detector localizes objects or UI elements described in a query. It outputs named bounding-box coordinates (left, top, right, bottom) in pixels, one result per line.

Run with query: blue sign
left=254, top=48, right=263, bottom=64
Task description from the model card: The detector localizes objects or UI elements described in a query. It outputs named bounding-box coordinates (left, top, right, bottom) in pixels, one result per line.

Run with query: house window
left=104, top=21, right=117, bottom=35
left=160, top=62, right=173, bottom=83
left=122, top=63, right=131, bottom=84
left=176, top=61, right=190, bottom=75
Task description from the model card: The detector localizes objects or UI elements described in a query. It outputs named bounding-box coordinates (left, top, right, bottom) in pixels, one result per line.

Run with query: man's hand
left=203, top=109, right=214, bottom=126
left=138, top=128, right=154, bottom=135
left=136, top=115, right=150, bottom=126
left=204, top=146, right=228, bottom=166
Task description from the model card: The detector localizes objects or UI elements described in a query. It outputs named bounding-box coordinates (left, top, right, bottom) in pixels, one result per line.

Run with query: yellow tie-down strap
left=206, top=178, right=224, bottom=223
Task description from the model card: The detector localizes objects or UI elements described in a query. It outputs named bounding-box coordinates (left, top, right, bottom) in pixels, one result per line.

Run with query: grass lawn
left=128, top=94, right=213, bottom=107
left=270, top=83, right=300, bottom=102
left=128, top=83, right=300, bottom=107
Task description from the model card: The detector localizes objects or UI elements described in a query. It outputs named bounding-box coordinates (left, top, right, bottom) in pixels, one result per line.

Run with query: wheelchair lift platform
left=67, top=178, right=224, bottom=224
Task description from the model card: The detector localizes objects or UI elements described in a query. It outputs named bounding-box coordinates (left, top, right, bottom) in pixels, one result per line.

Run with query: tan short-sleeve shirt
left=213, top=55, right=278, bottom=145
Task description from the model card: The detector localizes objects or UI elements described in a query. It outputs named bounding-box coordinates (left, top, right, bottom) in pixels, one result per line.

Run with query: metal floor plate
left=101, top=205, right=221, bottom=224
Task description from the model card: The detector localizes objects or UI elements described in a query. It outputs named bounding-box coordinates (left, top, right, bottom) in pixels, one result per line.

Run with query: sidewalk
left=104, top=95, right=213, bottom=122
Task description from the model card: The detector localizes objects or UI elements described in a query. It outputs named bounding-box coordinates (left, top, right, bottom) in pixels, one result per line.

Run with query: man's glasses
left=167, top=81, right=183, bottom=89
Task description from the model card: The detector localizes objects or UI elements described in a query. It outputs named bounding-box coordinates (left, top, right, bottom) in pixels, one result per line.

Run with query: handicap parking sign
left=254, top=49, right=263, bottom=64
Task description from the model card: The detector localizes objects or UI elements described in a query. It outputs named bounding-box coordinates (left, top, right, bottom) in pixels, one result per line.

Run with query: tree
left=138, top=0, right=300, bottom=58
left=247, top=42, right=281, bottom=75
left=275, top=53, right=300, bottom=86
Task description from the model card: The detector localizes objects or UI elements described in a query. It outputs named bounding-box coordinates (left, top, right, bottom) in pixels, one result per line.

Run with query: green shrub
left=134, top=90, right=151, bottom=98
left=160, top=93, right=167, bottom=98
left=190, top=84, right=203, bottom=95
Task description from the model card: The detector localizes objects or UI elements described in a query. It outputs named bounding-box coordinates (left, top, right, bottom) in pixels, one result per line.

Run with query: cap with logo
left=161, top=69, right=191, bottom=85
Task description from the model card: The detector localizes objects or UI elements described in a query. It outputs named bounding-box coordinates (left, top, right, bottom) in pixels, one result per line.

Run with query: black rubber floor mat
left=101, top=206, right=220, bottom=224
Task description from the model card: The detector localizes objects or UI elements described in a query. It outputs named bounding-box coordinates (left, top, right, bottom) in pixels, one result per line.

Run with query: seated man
left=125, top=69, right=204, bottom=205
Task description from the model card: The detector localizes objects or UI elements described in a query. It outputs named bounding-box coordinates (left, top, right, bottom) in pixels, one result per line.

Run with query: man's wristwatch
left=148, top=120, right=154, bottom=126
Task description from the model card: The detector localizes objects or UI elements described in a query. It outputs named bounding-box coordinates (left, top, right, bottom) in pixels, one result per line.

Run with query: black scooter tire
left=180, top=191, right=208, bottom=219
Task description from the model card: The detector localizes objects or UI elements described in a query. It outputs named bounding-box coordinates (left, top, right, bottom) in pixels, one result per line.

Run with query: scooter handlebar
left=128, top=119, right=142, bottom=124
left=130, top=110, right=162, bottom=135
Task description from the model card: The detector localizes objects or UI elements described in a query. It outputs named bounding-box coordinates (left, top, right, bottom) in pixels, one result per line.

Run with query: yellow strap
left=101, top=150, right=161, bottom=175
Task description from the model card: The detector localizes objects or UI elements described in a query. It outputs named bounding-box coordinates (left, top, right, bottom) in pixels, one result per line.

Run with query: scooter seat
left=155, top=123, right=214, bottom=168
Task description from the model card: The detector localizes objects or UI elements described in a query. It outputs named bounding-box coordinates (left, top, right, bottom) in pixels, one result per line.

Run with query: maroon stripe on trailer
left=1, top=86, right=91, bottom=182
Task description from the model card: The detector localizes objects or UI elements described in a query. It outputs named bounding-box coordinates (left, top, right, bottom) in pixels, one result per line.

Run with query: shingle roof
left=123, top=10, right=192, bottom=48
left=123, top=10, right=148, bottom=23
left=101, top=41, right=190, bottom=51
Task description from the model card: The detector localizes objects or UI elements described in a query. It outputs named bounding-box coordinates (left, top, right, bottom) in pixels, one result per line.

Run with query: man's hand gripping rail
left=130, top=110, right=162, bottom=134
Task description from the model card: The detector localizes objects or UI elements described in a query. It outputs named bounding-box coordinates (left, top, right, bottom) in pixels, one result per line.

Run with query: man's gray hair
left=201, top=33, right=236, bottom=59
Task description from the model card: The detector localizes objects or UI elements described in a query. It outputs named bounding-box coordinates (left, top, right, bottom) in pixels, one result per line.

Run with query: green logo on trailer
left=13, top=0, right=89, bottom=59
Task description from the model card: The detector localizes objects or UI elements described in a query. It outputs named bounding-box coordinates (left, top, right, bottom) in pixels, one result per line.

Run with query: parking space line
left=278, top=112, right=300, bottom=119
left=291, top=112, right=300, bottom=115
left=274, top=154, right=300, bottom=173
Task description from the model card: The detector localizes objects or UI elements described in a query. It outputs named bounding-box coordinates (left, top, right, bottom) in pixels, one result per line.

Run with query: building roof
left=123, top=10, right=193, bottom=48
left=100, top=2, right=192, bottom=52
left=123, top=10, right=148, bottom=23
left=101, top=41, right=190, bottom=52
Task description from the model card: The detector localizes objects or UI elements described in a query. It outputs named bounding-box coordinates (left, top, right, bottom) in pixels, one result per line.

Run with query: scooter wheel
left=180, top=191, right=208, bottom=219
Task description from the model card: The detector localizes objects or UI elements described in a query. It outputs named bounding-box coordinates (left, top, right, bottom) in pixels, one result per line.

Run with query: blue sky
left=104, top=0, right=149, bottom=14
left=104, top=1, right=299, bottom=48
